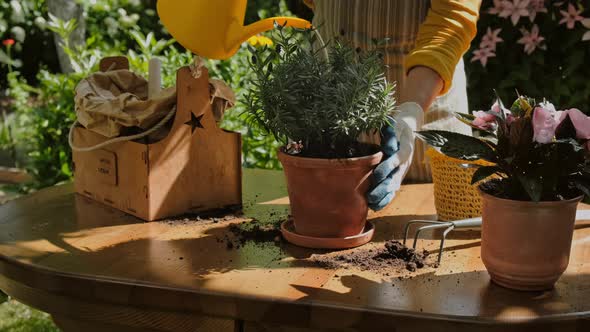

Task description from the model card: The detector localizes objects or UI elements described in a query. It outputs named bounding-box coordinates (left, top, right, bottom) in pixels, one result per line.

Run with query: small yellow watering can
left=157, top=0, right=312, bottom=60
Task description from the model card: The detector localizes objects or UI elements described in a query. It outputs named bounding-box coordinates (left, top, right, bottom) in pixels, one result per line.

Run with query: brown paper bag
left=209, top=78, right=236, bottom=123
left=75, top=69, right=236, bottom=139
left=75, top=69, right=177, bottom=138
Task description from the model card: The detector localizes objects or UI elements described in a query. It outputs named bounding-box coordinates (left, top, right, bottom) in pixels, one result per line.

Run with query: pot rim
left=478, top=189, right=583, bottom=207
left=277, top=147, right=383, bottom=169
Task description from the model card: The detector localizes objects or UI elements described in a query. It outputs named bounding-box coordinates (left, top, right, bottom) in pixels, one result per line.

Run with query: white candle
left=148, top=58, right=162, bottom=98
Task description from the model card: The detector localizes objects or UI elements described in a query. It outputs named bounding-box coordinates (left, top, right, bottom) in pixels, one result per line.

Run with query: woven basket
left=427, top=148, right=494, bottom=221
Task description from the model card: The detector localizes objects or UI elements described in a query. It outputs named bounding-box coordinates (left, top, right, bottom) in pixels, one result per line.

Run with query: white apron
left=313, top=0, right=471, bottom=182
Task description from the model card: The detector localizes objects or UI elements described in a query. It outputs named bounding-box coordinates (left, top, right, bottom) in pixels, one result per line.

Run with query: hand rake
left=403, top=210, right=590, bottom=265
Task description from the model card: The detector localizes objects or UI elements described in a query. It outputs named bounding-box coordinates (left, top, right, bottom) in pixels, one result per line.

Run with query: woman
left=303, top=0, right=482, bottom=209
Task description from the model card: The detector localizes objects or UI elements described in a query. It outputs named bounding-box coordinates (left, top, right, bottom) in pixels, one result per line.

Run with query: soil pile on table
left=222, top=220, right=281, bottom=250
left=225, top=220, right=281, bottom=249
left=313, top=240, right=431, bottom=274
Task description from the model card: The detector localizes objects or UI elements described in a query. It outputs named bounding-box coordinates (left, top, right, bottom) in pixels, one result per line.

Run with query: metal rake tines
left=403, top=220, right=455, bottom=265
left=403, top=217, right=483, bottom=265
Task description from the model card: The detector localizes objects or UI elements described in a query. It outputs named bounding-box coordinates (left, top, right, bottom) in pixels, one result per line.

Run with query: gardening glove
left=367, top=102, right=424, bottom=211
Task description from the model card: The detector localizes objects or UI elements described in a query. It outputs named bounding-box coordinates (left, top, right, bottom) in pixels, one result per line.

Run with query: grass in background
left=0, top=299, right=60, bottom=332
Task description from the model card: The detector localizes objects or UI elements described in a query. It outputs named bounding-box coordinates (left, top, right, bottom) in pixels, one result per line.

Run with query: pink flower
left=528, top=0, right=547, bottom=22
left=480, top=28, right=503, bottom=51
left=517, top=24, right=545, bottom=55
left=472, top=111, right=497, bottom=130
left=471, top=47, right=496, bottom=67
left=500, top=0, right=530, bottom=26
left=474, top=111, right=496, bottom=122
left=2, top=39, right=15, bottom=46
left=488, top=0, right=506, bottom=15
left=559, top=3, right=584, bottom=29
left=565, top=109, right=590, bottom=140
left=491, top=101, right=502, bottom=114
left=555, top=110, right=567, bottom=124
left=491, top=99, right=514, bottom=119
left=533, top=107, right=557, bottom=144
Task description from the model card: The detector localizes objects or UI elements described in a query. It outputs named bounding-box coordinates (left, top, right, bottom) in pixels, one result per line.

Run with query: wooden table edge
left=2, top=253, right=590, bottom=329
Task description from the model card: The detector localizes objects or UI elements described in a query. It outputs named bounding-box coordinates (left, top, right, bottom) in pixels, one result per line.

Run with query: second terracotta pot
left=480, top=190, right=581, bottom=291
left=278, top=149, right=383, bottom=239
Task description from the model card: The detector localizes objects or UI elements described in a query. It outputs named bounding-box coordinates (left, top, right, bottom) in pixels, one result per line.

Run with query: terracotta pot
left=480, top=191, right=582, bottom=291
left=278, top=149, right=382, bottom=239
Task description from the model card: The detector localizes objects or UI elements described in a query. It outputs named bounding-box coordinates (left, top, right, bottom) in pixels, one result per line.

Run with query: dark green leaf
left=416, top=130, right=497, bottom=162
left=517, top=174, right=543, bottom=202
left=471, top=166, right=502, bottom=185
left=574, top=180, right=590, bottom=198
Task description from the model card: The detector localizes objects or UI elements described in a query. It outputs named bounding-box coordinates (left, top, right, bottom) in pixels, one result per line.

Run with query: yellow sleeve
left=404, top=0, right=482, bottom=95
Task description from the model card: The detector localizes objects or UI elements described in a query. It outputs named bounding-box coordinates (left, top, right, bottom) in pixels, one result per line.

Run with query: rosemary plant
left=244, top=25, right=396, bottom=158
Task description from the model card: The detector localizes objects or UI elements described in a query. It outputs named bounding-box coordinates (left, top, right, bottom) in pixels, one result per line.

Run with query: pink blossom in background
left=532, top=107, right=557, bottom=144
left=528, top=0, right=548, bottom=22
left=480, top=28, right=503, bottom=51
left=559, top=3, right=584, bottom=29
left=471, top=47, right=496, bottom=67
left=517, top=24, right=545, bottom=55
left=500, top=0, right=530, bottom=26
left=488, top=0, right=506, bottom=15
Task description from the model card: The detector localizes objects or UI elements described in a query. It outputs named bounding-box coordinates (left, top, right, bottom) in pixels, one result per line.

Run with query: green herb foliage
left=244, top=25, right=395, bottom=158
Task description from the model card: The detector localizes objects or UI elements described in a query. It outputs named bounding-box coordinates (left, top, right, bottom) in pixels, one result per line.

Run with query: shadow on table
left=7, top=211, right=485, bottom=287
left=5, top=219, right=338, bottom=286
left=0, top=168, right=290, bottom=261
left=3, top=212, right=488, bottom=286
left=289, top=271, right=590, bottom=329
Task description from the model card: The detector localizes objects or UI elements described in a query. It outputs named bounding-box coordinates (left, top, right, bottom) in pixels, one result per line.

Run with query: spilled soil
left=312, top=240, right=432, bottom=274
left=221, top=218, right=435, bottom=275
left=161, top=214, right=435, bottom=275
left=222, top=221, right=282, bottom=250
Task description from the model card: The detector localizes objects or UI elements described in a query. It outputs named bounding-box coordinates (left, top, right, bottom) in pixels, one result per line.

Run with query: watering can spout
left=157, top=0, right=312, bottom=60
left=231, top=17, right=312, bottom=49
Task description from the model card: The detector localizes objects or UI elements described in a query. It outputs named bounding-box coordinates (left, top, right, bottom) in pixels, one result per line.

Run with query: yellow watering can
left=157, top=0, right=312, bottom=60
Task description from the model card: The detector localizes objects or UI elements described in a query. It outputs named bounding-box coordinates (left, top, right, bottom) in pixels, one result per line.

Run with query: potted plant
left=244, top=26, right=394, bottom=248
left=418, top=94, right=590, bottom=291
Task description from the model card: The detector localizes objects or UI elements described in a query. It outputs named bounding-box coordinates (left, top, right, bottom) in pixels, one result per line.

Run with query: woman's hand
left=367, top=103, right=424, bottom=211
left=400, top=66, right=444, bottom=111
left=367, top=66, right=442, bottom=210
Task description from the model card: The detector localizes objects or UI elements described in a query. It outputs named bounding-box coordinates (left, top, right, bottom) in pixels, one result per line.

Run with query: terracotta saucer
left=280, top=220, right=375, bottom=249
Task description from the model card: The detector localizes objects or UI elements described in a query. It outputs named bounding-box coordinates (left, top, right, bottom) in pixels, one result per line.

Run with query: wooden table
left=0, top=169, right=589, bottom=332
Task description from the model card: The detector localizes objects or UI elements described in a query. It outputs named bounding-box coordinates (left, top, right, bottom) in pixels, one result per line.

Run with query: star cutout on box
left=184, top=112, right=204, bottom=134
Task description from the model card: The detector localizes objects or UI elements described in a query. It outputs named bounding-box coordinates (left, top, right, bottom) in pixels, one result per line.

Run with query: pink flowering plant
left=417, top=93, right=590, bottom=202
left=467, top=0, right=590, bottom=113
